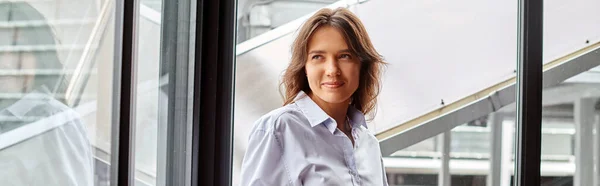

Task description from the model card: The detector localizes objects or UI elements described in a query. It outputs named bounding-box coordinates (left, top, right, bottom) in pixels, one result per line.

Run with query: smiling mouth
left=322, top=81, right=345, bottom=88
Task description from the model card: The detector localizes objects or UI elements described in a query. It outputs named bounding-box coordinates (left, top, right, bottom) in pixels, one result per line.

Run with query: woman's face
left=305, top=26, right=360, bottom=105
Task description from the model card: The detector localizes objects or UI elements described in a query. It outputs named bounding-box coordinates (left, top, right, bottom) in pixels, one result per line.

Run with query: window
left=0, top=0, right=114, bottom=185
left=540, top=0, right=600, bottom=185
left=0, top=0, right=561, bottom=185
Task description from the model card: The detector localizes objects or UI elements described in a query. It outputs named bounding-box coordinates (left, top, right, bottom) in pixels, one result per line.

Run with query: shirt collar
left=347, top=104, right=367, bottom=129
left=293, top=91, right=368, bottom=133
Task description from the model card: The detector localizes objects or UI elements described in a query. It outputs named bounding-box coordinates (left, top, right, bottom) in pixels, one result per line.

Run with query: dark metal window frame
left=193, top=0, right=237, bottom=185
left=515, top=0, right=543, bottom=185
left=109, top=0, right=544, bottom=185
left=111, top=0, right=138, bottom=185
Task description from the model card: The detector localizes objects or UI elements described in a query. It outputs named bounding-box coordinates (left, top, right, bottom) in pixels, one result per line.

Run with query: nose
left=324, top=58, right=340, bottom=77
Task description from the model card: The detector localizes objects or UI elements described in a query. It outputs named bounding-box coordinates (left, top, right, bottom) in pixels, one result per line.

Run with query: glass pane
left=134, top=1, right=162, bottom=186
left=387, top=113, right=517, bottom=186
left=141, top=0, right=161, bottom=12
left=133, top=0, right=195, bottom=185
left=0, top=0, right=115, bottom=185
left=233, top=0, right=519, bottom=186
left=541, top=0, right=600, bottom=185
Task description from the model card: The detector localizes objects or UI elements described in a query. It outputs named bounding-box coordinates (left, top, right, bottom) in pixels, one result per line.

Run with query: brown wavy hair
left=280, top=7, right=386, bottom=120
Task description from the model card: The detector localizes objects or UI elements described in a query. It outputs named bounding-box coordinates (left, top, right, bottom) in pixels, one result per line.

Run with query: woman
left=240, top=7, right=388, bottom=186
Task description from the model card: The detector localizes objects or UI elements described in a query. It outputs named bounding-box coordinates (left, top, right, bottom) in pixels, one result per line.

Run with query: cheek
left=345, top=65, right=361, bottom=83
left=350, top=73, right=360, bottom=90
left=304, top=65, right=320, bottom=83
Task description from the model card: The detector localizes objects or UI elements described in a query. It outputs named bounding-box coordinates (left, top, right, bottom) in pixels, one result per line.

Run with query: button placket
left=352, top=128, right=359, bottom=149
left=340, top=130, right=361, bottom=185
left=349, top=151, right=362, bottom=185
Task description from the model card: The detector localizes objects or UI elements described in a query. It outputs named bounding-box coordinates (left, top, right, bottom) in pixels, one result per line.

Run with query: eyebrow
left=308, top=49, right=352, bottom=55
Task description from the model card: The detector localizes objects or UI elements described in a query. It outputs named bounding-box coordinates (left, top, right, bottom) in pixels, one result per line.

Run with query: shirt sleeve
left=240, top=129, right=293, bottom=186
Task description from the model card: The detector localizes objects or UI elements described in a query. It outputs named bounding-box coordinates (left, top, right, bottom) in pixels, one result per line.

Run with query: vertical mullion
left=594, top=110, right=600, bottom=186
left=438, top=132, right=451, bottom=186
left=575, top=98, right=595, bottom=186
left=158, top=0, right=194, bottom=184
left=514, top=0, right=543, bottom=185
left=193, top=0, right=237, bottom=185
left=110, top=0, right=139, bottom=185
left=488, top=113, right=503, bottom=186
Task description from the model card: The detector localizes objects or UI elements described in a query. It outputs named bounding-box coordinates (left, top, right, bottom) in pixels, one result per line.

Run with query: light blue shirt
left=240, top=91, right=389, bottom=186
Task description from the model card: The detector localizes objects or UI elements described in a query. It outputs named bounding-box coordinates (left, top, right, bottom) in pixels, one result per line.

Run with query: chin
left=316, top=91, right=351, bottom=104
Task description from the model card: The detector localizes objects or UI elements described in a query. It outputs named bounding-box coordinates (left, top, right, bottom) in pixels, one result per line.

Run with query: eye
left=339, top=54, right=352, bottom=59
left=311, top=55, right=323, bottom=60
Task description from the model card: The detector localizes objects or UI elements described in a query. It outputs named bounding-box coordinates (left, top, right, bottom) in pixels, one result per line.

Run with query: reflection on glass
left=134, top=0, right=165, bottom=185
left=0, top=1, right=95, bottom=185
left=0, top=0, right=115, bottom=185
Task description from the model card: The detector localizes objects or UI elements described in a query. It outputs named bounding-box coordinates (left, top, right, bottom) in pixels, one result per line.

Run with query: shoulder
left=251, top=103, right=306, bottom=133
left=364, top=128, right=380, bottom=142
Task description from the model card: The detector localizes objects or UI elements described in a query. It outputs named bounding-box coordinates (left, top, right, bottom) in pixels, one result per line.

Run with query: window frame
left=514, top=0, right=543, bottom=185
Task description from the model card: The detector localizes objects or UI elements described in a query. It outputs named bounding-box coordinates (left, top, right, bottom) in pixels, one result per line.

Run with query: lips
left=321, top=81, right=345, bottom=88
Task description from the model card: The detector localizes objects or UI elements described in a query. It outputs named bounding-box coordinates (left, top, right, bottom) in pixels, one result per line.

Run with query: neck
left=308, top=92, right=350, bottom=131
